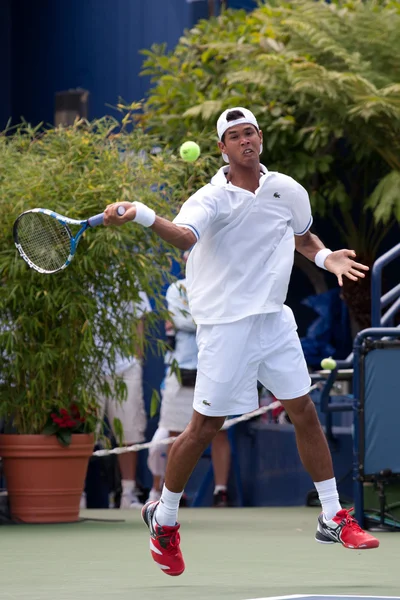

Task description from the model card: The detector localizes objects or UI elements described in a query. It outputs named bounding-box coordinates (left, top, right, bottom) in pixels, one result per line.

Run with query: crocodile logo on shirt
left=202, top=400, right=211, bottom=406
left=273, top=192, right=281, bottom=198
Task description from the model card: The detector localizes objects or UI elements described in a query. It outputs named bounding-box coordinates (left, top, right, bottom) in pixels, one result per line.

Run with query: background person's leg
left=147, top=426, right=169, bottom=502
left=211, top=429, right=231, bottom=506
left=118, top=452, right=140, bottom=507
left=109, top=363, right=147, bottom=508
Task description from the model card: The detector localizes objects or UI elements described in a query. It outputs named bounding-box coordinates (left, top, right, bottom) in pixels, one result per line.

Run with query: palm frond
left=366, top=170, right=400, bottom=224
left=183, top=100, right=224, bottom=120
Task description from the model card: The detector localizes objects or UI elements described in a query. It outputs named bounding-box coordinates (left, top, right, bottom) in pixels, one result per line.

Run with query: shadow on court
left=0, top=508, right=399, bottom=600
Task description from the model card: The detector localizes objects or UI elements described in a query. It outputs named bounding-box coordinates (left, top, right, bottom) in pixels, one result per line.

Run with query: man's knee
left=281, top=394, right=319, bottom=425
left=187, top=411, right=226, bottom=446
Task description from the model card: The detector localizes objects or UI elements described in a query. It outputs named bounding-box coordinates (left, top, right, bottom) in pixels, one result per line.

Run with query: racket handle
left=88, top=206, right=126, bottom=228
left=87, top=213, right=104, bottom=227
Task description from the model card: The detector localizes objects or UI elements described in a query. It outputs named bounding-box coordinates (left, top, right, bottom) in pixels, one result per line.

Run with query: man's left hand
left=324, top=250, right=369, bottom=287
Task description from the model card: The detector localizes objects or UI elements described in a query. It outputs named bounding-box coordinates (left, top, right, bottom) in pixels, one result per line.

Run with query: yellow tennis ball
left=179, top=141, right=201, bottom=162
left=321, top=357, right=337, bottom=371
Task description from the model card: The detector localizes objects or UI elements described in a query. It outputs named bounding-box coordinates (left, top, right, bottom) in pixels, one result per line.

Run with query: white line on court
left=243, top=595, right=400, bottom=600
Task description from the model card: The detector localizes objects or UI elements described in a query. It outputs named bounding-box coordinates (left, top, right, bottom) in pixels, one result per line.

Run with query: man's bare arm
left=294, top=230, right=324, bottom=262
left=103, top=202, right=197, bottom=250
left=150, top=216, right=197, bottom=251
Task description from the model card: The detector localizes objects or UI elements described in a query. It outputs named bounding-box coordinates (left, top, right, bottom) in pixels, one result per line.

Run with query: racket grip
left=87, top=213, right=104, bottom=227
left=88, top=206, right=126, bottom=227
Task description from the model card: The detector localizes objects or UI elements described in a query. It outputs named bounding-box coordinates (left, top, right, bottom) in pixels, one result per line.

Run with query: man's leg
left=155, top=411, right=226, bottom=525
left=281, top=394, right=334, bottom=481
left=258, top=309, right=341, bottom=519
left=166, top=430, right=182, bottom=459
left=141, top=410, right=226, bottom=577
left=280, top=394, right=341, bottom=517
left=281, top=393, right=379, bottom=549
left=211, top=430, right=231, bottom=506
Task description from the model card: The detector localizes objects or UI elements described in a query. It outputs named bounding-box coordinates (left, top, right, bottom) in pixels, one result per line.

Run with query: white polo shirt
left=173, top=164, right=312, bottom=325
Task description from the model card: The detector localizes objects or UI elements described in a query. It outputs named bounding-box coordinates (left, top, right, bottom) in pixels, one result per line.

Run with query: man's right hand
left=103, top=202, right=136, bottom=226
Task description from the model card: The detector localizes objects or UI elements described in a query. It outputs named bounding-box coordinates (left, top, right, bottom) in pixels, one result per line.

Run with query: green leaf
left=57, top=430, right=72, bottom=447
left=149, top=389, right=161, bottom=419
left=112, top=417, right=124, bottom=447
left=42, top=422, right=58, bottom=436
left=366, top=170, right=400, bottom=225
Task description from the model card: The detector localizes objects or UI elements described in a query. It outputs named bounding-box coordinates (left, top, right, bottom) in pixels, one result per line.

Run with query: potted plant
left=0, top=115, right=183, bottom=523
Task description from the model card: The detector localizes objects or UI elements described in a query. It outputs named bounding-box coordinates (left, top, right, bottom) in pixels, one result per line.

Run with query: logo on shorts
left=202, top=400, right=211, bottom=406
left=273, top=192, right=280, bottom=198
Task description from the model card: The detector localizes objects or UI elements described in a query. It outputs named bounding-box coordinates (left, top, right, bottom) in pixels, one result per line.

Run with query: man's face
left=218, top=124, right=263, bottom=166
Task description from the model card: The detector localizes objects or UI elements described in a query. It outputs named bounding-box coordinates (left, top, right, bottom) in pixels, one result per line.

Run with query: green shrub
left=0, top=115, right=199, bottom=436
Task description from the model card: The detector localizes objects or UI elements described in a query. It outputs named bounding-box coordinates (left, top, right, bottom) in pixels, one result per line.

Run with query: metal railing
left=371, top=242, right=400, bottom=327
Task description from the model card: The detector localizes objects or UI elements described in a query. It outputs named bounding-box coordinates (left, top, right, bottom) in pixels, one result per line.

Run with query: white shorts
left=193, top=306, right=311, bottom=417
left=158, top=372, right=194, bottom=433
left=97, top=363, right=147, bottom=444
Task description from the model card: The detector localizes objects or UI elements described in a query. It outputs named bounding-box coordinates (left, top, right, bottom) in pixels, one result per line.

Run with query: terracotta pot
left=0, top=433, right=94, bottom=524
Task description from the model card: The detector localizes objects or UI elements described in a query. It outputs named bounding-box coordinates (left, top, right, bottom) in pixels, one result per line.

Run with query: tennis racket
left=13, top=206, right=126, bottom=274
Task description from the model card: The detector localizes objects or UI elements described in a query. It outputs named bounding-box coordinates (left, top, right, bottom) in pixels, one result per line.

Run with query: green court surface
left=1, top=507, right=399, bottom=600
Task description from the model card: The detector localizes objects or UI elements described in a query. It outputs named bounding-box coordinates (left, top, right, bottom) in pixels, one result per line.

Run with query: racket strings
left=16, top=212, right=72, bottom=272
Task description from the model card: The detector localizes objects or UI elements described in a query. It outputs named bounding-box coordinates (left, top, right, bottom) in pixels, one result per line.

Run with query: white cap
left=217, top=107, right=262, bottom=163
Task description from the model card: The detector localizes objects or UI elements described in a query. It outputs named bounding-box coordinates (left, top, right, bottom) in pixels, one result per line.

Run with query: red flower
left=60, top=409, right=69, bottom=417
left=70, top=404, right=81, bottom=419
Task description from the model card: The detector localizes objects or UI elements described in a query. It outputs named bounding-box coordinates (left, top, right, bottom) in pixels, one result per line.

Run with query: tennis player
left=104, top=107, right=379, bottom=576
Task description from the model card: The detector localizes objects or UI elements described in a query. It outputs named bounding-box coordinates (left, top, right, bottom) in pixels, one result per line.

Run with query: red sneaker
left=141, top=500, right=185, bottom=576
left=315, top=508, right=380, bottom=549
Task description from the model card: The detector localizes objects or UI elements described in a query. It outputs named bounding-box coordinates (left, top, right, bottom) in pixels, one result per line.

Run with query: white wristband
left=133, top=202, right=156, bottom=227
left=315, top=248, right=333, bottom=270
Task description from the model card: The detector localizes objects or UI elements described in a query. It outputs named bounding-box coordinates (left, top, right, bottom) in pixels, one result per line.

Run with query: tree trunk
left=341, top=263, right=372, bottom=334
left=208, top=0, right=227, bottom=16
left=294, top=253, right=328, bottom=295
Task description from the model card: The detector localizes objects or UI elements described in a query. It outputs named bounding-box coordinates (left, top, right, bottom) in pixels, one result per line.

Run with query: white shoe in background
left=79, top=492, right=87, bottom=510
left=120, top=491, right=143, bottom=509
left=129, top=491, right=143, bottom=508
left=120, top=480, right=143, bottom=509
left=148, top=488, right=161, bottom=503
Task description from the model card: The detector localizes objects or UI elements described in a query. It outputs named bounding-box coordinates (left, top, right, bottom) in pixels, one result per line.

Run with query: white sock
left=214, top=485, right=227, bottom=495
left=155, top=485, right=183, bottom=526
left=121, top=479, right=135, bottom=495
left=314, top=477, right=342, bottom=520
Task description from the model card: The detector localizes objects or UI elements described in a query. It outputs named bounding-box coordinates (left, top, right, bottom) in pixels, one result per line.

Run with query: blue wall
left=0, top=0, right=12, bottom=130
left=2, top=0, right=212, bottom=128
left=1, top=0, right=259, bottom=129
